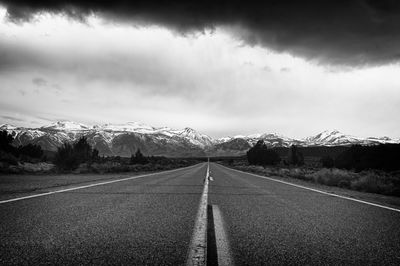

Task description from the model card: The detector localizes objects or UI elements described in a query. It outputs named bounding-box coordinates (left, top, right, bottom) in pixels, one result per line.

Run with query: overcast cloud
left=0, top=2, right=400, bottom=138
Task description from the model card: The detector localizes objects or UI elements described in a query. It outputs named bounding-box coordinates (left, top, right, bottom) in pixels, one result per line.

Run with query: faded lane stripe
left=0, top=163, right=203, bottom=204
left=187, top=161, right=210, bottom=266
left=212, top=205, right=234, bottom=266
left=218, top=163, right=400, bottom=213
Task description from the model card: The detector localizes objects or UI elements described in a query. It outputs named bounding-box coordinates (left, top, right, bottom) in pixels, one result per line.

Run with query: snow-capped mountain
left=0, top=121, right=213, bottom=157
left=41, top=121, right=90, bottom=131
left=216, top=132, right=303, bottom=148
left=1, top=122, right=398, bottom=157
left=94, top=122, right=155, bottom=134
left=304, top=130, right=398, bottom=146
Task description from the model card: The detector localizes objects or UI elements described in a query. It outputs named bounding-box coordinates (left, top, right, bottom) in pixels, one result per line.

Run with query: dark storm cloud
left=1, top=0, right=400, bottom=65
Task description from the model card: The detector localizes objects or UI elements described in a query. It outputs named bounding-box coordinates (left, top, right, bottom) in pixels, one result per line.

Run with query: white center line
left=187, top=162, right=210, bottom=266
left=219, top=164, right=400, bottom=213
left=212, top=205, right=234, bottom=266
left=0, top=163, right=202, bottom=205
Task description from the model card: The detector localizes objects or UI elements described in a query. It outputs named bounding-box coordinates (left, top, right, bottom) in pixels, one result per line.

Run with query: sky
left=1, top=0, right=400, bottom=139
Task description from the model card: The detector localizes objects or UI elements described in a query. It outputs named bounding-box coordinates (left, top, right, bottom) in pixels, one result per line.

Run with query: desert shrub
left=350, top=171, right=400, bottom=196
left=247, top=140, right=281, bottom=166
left=351, top=173, right=380, bottom=193
left=307, top=168, right=356, bottom=188
left=287, top=168, right=310, bottom=180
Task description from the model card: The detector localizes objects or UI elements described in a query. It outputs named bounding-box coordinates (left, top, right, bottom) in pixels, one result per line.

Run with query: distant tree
left=54, top=137, right=98, bottom=170
left=1, top=131, right=45, bottom=163
left=320, top=156, right=334, bottom=168
left=287, top=145, right=304, bottom=166
left=73, top=137, right=92, bottom=162
left=0, top=130, right=15, bottom=153
left=18, top=144, right=43, bottom=159
left=247, top=140, right=281, bottom=167
left=335, top=144, right=400, bottom=172
left=92, top=148, right=99, bottom=160
left=54, top=143, right=79, bottom=170
left=130, top=148, right=149, bottom=165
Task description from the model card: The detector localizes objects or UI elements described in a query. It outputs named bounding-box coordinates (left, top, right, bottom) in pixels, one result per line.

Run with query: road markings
left=219, top=164, right=400, bottom=213
left=0, top=163, right=203, bottom=205
left=187, top=162, right=210, bottom=266
left=212, top=205, right=234, bottom=266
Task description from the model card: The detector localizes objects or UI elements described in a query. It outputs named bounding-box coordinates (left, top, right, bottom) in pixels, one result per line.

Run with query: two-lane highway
left=1, top=162, right=400, bottom=265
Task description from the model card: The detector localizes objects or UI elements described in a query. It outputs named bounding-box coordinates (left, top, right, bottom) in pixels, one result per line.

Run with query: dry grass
left=231, top=164, right=400, bottom=197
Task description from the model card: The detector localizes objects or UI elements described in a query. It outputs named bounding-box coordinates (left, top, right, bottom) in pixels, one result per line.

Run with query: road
left=1, top=162, right=400, bottom=265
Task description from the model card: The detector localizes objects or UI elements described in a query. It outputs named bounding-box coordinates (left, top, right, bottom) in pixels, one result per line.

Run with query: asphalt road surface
left=1, top=162, right=400, bottom=265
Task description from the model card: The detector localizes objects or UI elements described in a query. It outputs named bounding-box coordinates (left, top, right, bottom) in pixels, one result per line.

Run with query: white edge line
left=0, top=163, right=204, bottom=205
left=186, top=162, right=209, bottom=266
left=217, top=163, right=400, bottom=213
left=212, top=205, right=234, bottom=266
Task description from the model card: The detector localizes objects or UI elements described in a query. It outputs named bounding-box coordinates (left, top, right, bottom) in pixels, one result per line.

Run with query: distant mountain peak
left=41, top=121, right=90, bottom=131
left=126, top=121, right=152, bottom=127
left=183, top=127, right=196, bottom=132
left=0, top=124, right=18, bottom=130
left=96, top=122, right=154, bottom=133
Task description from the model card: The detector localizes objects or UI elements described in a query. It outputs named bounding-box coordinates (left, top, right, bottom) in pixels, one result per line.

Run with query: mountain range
left=1, top=121, right=399, bottom=157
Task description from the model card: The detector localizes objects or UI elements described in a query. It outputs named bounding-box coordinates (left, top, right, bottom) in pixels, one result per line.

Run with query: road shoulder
left=218, top=163, right=400, bottom=210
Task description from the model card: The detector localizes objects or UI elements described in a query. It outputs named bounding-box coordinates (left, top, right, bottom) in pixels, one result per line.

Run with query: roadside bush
left=227, top=160, right=400, bottom=197
left=308, top=168, right=356, bottom=188
left=350, top=171, right=400, bottom=196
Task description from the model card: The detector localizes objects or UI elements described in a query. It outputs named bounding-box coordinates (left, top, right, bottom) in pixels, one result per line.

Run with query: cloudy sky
left=1, top=0, right=400, bottom=138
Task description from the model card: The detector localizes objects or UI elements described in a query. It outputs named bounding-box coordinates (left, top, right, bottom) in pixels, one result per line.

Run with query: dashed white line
left=212, top=205, right=234, bottom=266
left=219, top=164, right=400, bottom=213
left=0, top=163, right=203, bottom=205
left=187, top=162, right=210, bottom=266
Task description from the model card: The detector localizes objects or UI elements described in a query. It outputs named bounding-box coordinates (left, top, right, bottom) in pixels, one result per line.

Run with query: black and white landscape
left=1, top=1, right=400, bottom=265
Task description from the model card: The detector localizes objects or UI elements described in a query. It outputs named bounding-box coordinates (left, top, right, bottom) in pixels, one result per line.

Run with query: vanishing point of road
left=1, top=162, right=400, bottom=265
